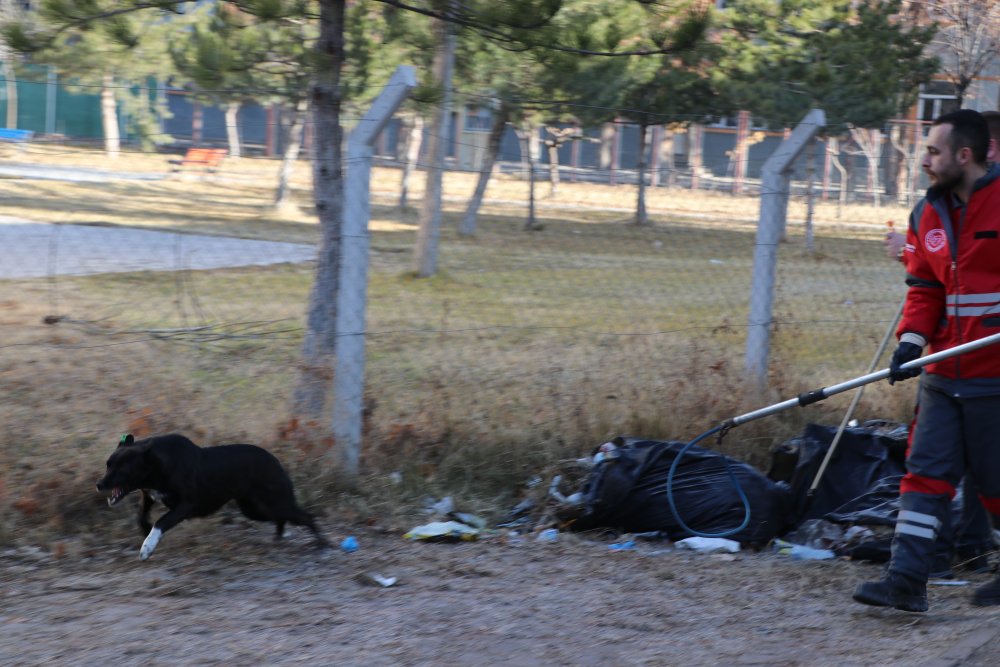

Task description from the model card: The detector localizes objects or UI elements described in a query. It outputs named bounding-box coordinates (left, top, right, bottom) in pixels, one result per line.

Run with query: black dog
left=96, top=433, right=326, bottom=560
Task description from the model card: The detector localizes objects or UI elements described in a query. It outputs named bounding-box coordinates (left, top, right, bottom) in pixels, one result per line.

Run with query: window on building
left=919, top=81, right=960, bottom=122
left=464, top=107, right=494, bottom=133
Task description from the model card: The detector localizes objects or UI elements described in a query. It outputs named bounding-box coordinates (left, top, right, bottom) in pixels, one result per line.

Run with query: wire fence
left=0, top=102, right=920, bottom=472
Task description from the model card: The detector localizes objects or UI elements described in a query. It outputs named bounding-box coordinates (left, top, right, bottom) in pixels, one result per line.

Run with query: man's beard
left=929, top=164, right=962, bottom=192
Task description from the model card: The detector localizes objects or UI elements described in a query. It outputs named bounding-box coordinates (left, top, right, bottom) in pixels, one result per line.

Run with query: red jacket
left=901, top=164, right=1000, bottom=391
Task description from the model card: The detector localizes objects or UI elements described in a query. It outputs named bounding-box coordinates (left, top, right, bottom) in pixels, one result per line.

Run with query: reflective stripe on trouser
left=889, top=492, right=950, bottom=583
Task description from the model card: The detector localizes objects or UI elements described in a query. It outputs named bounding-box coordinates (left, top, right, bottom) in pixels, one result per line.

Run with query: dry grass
left=0, top=145, right=919, bottom=545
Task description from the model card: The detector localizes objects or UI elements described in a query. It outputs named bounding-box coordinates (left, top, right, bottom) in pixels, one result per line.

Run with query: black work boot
left=971, top=575, right=1000, bottom=607
left=852, top=492, right=948, bottom=612
left=854, top=572, right=928, bottom=612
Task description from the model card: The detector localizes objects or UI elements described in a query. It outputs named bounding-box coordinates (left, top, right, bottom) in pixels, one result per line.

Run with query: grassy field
left=0, top=145, right=919, bottom=544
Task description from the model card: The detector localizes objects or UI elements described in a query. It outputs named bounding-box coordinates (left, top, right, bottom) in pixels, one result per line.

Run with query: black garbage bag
left=768, top=422, right=907, bottom=527
left=570, top=436, right=794, bottom=546
left=771, top=422, right=986, bottom=564
left=824, top=475, right=904, bottom=527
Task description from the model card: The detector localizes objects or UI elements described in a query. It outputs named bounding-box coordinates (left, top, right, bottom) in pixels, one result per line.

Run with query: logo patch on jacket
left=924, top=228, right=947, bottom=253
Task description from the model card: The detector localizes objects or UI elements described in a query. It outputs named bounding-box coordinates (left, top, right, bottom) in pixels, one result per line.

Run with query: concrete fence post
left=332, top=65, right=416, bottom=476
left=744, top=109, right=826, bottom=387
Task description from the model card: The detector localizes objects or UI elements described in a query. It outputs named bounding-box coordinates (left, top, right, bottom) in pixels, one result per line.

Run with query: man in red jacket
left=854, top=109, right=1000, bottom=612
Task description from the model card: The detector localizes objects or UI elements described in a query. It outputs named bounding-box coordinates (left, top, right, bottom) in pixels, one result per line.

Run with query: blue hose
left=665, top=424, right=752, bottom=539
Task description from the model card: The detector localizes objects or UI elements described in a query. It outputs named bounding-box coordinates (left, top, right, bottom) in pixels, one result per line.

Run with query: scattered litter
left=450, top=512, right=487, bottom=530
left=340, top=536, right=359, bottom=553
left=709, top=259, right=724, bottom=265
left=503, top=531, right=525, bottom=546
left=609, top=540, right=636, bottom=551
left=429, top=496, right=455, bottom=516
left=675, top=537, right=741, bottom=554
left=388, top=471, right=402, bottom=485
left=592, top=441, right=619, bottom=465
left=929, top=579, right=970, bottom=587
left=496, top=498, right=535, bottom=528
left=774, top=539, right=835, bottom=560
left=355, top=572, right=398, bottom=588
left=843, top=525, right=875, bottom=543
left=536, top=528, right=559, bottom=543
left=548, top=475, right=583, bottom=505
left=496, top=516, right=532, bottom=529
left=782, top=519, right=854, bottom=551
left=404, top=521, right=480, bottom=542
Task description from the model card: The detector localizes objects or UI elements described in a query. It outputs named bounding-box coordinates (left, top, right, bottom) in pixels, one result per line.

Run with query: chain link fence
left=0, top=107, right=921, bottom=480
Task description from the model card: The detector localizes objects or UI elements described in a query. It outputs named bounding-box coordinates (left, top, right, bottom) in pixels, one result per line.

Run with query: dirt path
left=2, top=520, right=999, bottom=666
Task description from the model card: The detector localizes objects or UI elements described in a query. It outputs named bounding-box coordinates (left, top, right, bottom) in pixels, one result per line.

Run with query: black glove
left=888, top=342, right=923, bottom=385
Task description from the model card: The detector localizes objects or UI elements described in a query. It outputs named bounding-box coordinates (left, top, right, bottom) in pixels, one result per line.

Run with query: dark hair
left=933, top=109, right=989, bottom=164
left=982, top=110, right=1000, bottom=145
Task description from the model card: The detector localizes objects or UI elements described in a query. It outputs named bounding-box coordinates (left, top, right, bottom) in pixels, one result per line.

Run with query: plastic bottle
left=789, top=545, right=835, bottom=560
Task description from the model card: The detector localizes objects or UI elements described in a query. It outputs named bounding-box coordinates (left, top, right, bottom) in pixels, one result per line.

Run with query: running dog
left=96, top=433, right=327, bottom=560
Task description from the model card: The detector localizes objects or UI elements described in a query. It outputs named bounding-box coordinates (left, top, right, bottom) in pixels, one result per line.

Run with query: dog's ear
left=118, top=433, right=135, bottom=448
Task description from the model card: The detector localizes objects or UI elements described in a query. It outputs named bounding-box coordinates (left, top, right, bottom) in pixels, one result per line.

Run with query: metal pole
left=332, top=65, right=416, bottom=476
left=745, top=109, right=826, bottom=387
left=727, top=330, right=1000, bottom=428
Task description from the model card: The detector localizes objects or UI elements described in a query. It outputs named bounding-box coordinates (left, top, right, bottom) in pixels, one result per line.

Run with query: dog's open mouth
left=107, top=487, right=129, bottom=506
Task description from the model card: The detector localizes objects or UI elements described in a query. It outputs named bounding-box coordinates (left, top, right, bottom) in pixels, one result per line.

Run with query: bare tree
left=848, top=126, right=884, bottom=208
left=274, top=101, right=308, bottom=212
left=459, top=100, right=510, bottom=236
left=925, top=0, right=1000, bottom=106
left=827, top=137, right=849, bottom=218
left=0, top=0, right=24, bottom=129
left=398, top=112, right=423, bottom=211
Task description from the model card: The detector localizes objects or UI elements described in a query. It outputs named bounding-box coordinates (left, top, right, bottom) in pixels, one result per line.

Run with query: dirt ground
left=2, top=515, right=999, bottom=667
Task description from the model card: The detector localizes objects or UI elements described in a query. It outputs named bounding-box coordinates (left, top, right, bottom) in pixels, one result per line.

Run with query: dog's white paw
left=140, top=527, right=162, bottom=560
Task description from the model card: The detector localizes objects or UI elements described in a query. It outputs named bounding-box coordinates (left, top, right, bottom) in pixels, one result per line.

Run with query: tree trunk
left=399, top=113, right=423, bottom=210
left=192, top=102, right=203, bottom=146
left=225, top=101, right=242, bottom=158
left=828, top=137, right=848, bottom=219
left=635, top=120, right=649, bottom=225
left=3, top=58, right=17, bottom=129
left=292, top=0, right=345, bottom=420
left=689, top=123, right=703, bottom=190
left=663, top=128, right=677, bottom=188
left=650, top=125, right=662, bottom=188
left=547, top=143, right=559, bottom=197
left=274, top=101, right=307, bottom=211
left=889, top=121, right=916, bottom=205
left=518, top=127, right=540, bottom=231
left=732, top=110, right=750, bottom=195
left=100, top=73, right=120, bottom=159
left=608, top=121, right=620, bottom=186
left=546, top=129, right=560, bottom=198
left=459, top=103, right=508, bottom=236
left=805, top=139, right=816, bottom=254
left=413, top=14, right=456, bottom=278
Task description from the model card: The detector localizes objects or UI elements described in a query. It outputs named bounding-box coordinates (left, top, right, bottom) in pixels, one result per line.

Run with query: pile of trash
left=494, top=421, right=977, bottom=561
